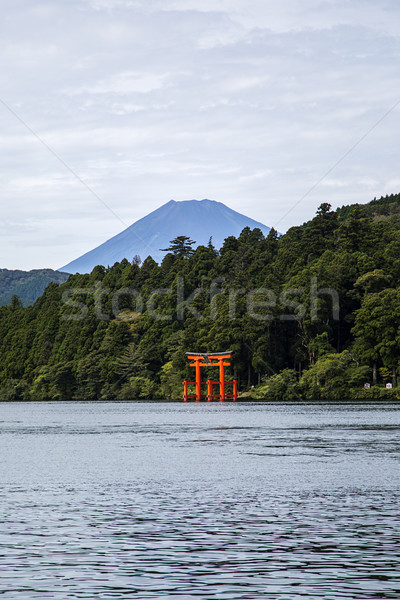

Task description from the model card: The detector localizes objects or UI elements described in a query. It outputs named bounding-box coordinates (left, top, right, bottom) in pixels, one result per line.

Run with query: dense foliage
left=0, top=268, right=70, bottom=307
left=2, top=193, right=400, bottom=401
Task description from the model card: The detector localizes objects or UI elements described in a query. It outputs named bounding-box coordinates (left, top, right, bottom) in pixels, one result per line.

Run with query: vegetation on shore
left=2, top=193, right=400, bottom=401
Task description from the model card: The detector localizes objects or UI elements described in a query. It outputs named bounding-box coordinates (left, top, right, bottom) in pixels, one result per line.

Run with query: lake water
left=0, top=401, right=399, bottom=599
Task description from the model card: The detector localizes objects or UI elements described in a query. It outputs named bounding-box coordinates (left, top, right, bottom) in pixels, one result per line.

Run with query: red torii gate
left=183, top=352, right=238, bottom=402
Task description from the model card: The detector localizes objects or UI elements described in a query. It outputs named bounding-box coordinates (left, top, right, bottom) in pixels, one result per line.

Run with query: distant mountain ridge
left=61, top=199, right=272, bottom=273
left=0, top=268, right=70, bottom=307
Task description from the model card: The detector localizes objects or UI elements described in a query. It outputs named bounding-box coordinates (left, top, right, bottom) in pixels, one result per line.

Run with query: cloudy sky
left=1, top=0, right=400, bottom=270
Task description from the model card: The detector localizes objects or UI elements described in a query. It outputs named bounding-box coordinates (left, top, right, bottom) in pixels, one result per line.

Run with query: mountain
left=0, top=268, right=70, bottom=307
left=60, top=199, right=272, bottom=273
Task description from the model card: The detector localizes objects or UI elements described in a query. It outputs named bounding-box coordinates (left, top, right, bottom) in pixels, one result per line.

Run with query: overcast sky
left=1, top=0, right=400, bottom=270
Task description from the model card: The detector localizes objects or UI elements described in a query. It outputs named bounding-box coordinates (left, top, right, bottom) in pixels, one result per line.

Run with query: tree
left=316, top=202, right=332, bottom=216
left=255, top=369, right=300, bottom=401
left=10, top=294, right=22, bottom=310
left=352, top=288, right=400, bottom=386
left=300, top=350, right=370, bottom=399
left=115, top=342, right=147, bottom=378
left=161, top=236, right=196, bottom=257
left=354, top=270, right=391, bottom=295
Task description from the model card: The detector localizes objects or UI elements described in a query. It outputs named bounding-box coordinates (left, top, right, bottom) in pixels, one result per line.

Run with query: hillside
left=0, top=269, right=70, bottom=307
left=336, top=192, right=400, bottom=221
left=2, top=193, right=400, bottom=401
left=60, top=199, right=271, bottom=273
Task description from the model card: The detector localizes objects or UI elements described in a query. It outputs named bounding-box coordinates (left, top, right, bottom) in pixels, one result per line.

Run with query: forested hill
left=0, top=269, right=70, bottom=307
left=2, top=193, right=400, bottom=401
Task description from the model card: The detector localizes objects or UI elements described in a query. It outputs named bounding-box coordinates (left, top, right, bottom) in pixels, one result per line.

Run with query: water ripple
left=0, top=402, right=399, bottom=598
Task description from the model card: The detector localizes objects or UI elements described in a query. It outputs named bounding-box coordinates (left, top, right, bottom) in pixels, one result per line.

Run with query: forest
left=1, top=193, right=400, bottom=402
left=0, top=268, right=69, bottom=307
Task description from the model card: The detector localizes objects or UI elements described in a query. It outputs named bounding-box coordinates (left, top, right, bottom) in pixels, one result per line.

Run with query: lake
left=0, top=401, right=399, bottom=599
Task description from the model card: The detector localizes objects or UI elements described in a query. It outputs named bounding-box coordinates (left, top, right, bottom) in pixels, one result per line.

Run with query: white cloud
left=0, top=0, right=399, bottom=268
left=5, top=174, right=80, bottom=194
left=69, top=71, right=170, bottom=95
left=238, top=170, right=272, bottom=183
left=109, top=102, right=146, bottom=114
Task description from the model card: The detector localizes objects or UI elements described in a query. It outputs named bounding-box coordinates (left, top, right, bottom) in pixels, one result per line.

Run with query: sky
left=1, top=0, right=400, bottom=270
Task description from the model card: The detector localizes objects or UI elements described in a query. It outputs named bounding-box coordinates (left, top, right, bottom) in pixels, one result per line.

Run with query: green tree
left=255, top=369, right=300, bottom=401
left=352, top=288, right=400, bottom=386
left=300, top=351, right=370, bottom=400
left=161, top=236, right=196, bottom=257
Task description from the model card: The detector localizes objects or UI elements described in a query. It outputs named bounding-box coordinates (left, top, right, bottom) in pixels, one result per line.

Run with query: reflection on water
left=0, top=402, right=399, bottom=598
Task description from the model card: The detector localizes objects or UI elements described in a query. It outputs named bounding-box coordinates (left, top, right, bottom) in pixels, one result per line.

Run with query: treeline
left=2, top=193, right=400, bottom=401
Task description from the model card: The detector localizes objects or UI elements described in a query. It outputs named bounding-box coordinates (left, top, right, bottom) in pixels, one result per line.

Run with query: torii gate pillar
left=219, top=358, right=225, bottom=401
left=195, top=360, right=201, bottom=401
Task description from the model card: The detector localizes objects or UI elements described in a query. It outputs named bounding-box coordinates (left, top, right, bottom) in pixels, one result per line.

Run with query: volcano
left=60, top=199, right=272, bottom=273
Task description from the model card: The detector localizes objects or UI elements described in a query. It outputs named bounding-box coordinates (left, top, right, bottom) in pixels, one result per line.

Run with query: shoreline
left=2, top=398, right=400, bottom=404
